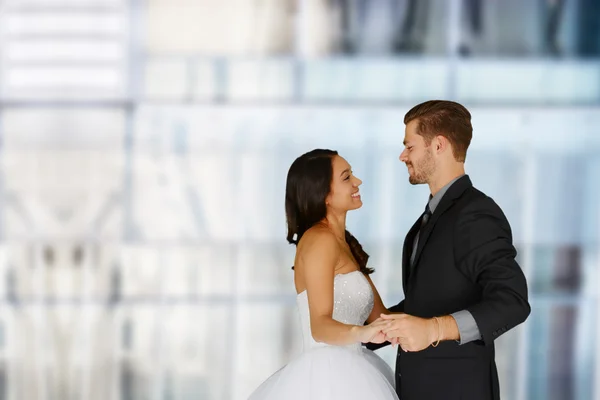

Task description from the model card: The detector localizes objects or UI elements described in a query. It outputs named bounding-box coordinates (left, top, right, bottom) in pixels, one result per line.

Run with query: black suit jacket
left=367, top=175, right=530, bottom=400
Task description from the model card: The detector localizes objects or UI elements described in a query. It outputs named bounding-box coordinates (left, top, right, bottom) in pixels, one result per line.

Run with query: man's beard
left=407, top=151, right=435, bottom=185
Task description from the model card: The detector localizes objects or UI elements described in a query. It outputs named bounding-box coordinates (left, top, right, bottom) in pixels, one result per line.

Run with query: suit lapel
left=406, top=175, right=473, bottom=284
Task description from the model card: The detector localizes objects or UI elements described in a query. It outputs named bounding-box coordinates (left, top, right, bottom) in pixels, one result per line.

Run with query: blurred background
left=0, top=0, right=599, bottom=399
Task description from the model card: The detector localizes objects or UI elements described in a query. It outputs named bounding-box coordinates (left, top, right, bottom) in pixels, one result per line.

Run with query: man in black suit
left=368, top=100, right=530, bottom=400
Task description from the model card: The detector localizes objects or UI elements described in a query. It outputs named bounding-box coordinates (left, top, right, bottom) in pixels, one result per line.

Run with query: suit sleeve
left=364, top=300, right=404, bottom=351
left=454, top=196, right=530, bottom=346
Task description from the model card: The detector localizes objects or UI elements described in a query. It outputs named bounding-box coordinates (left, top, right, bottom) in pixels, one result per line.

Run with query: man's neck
left=428, top=167, right=465, bottom=197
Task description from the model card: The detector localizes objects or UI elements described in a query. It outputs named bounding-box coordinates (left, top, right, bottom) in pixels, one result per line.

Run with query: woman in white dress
left=248, top=149, right=399, bottom=400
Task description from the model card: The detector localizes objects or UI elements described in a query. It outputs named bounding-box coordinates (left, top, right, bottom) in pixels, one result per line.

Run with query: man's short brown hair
left=404, top=100, right=473, bottom=162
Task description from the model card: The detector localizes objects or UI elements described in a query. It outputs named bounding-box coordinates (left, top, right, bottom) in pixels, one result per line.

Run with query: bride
left=247, top=149, right=399, bottom=400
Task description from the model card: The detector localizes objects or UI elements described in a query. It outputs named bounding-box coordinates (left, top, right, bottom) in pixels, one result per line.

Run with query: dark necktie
left=410, top=204, right=432, bottom=268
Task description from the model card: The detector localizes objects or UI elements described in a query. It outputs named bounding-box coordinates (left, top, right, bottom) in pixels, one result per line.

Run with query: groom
left=367, top=100, right=530, bottom=400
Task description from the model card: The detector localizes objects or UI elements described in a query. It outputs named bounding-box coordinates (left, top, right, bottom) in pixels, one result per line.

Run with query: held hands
left=360, top=313, right=443, bottom=352
left=379, top=313, right=441, bottom=352
left=357, top=313, right=444, bottom=352
left=353, top=318, right=391, bottom=343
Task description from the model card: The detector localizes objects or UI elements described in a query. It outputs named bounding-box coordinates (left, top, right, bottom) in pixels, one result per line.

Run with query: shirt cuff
left=450, top=310, right=482, bottom=345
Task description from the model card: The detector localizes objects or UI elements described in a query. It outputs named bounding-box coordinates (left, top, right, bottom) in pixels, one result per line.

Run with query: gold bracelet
left=431, top=316, right=442, bottom=347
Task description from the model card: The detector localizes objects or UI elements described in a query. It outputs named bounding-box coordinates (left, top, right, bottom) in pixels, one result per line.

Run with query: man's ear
left=434, top=135, right=447, bottom=154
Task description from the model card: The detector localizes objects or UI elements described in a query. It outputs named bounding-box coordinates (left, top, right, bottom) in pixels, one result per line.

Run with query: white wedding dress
left=248, top=270, right=399, bottom=400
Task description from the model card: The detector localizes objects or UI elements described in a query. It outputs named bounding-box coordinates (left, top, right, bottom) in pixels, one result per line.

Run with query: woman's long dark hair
left=285, top=149, right=373, bottom=275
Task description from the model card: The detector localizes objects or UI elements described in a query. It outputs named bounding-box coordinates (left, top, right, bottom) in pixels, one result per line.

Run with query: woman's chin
left=349, top=200, right=363, bottom=210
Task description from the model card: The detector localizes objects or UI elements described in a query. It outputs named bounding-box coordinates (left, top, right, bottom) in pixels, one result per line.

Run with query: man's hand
left=380, top=313, right=438, bottom=352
